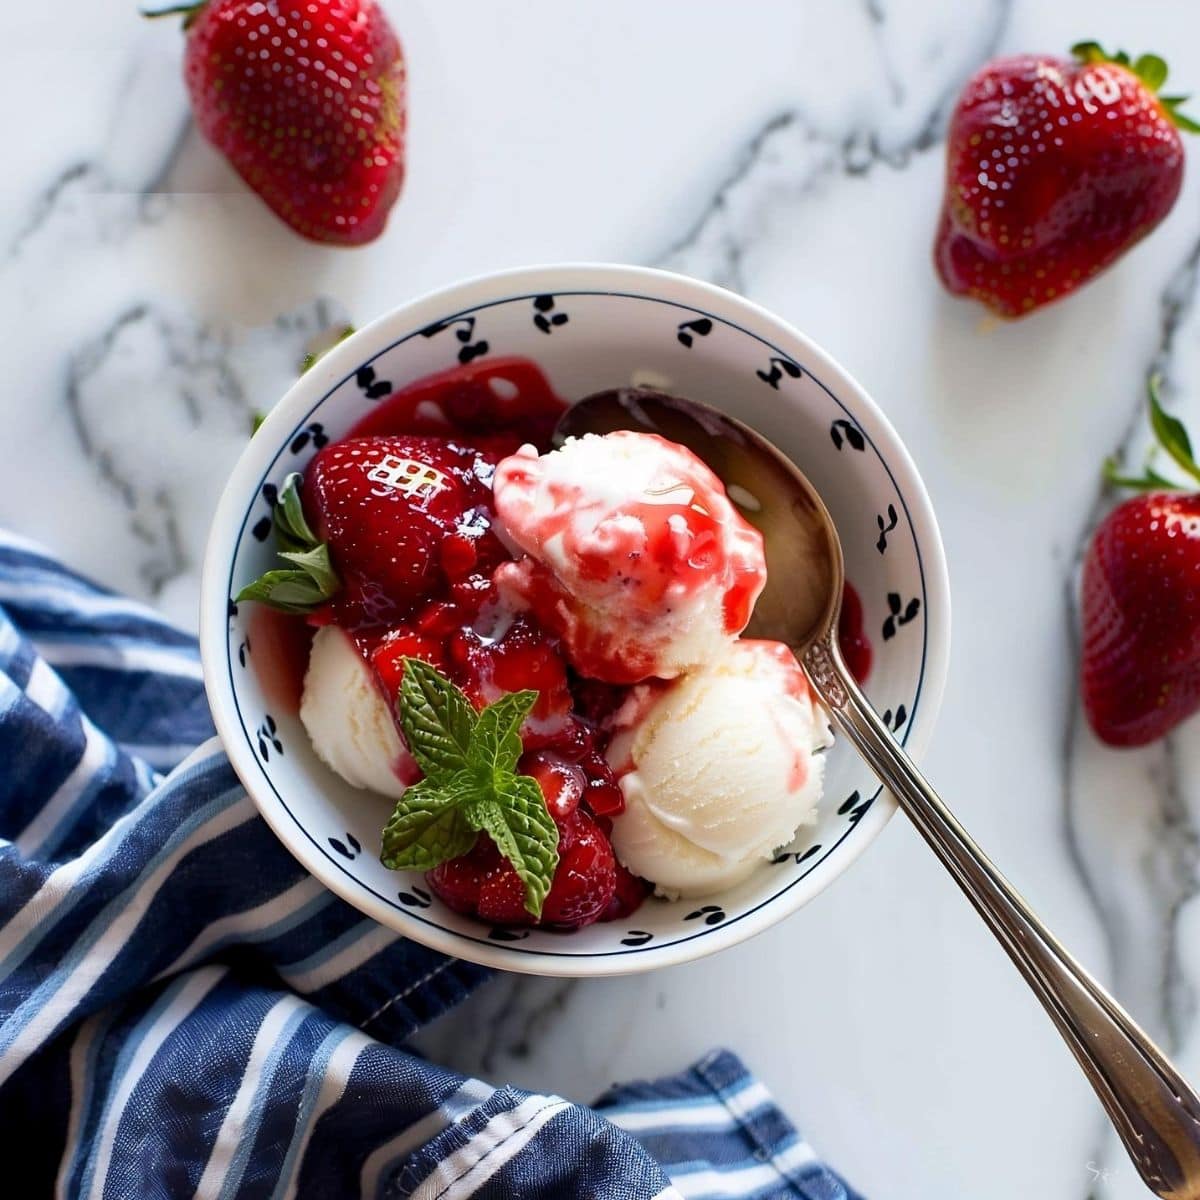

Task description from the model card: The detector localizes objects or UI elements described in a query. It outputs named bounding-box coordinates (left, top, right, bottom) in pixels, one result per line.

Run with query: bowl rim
left=199, top=262, right=951, bottom=977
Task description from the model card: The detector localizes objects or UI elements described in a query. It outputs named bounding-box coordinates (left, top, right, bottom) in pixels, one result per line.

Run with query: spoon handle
left=803, top=632, right=1200, bottom=1200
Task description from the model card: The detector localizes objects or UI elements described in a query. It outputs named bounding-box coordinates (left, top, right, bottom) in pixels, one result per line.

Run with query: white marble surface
left=6, top=1, right=1200, bottom=1196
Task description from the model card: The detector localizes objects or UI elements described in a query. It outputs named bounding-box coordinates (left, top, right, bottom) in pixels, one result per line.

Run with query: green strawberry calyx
left=1071, top=41, right=1200, bottom=133
left=139, top=1, right=206, bottom=30
left=234, top=473, right=342, bottom=614
left=1104, top=375, right=1200, bottom=493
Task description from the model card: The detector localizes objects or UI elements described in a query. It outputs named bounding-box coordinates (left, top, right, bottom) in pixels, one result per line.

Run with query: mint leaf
left=380, top=661, right=556, bottom=916
left=381, top=771, right=480, bottom=869
left=468, top=689, right=537, bottom=775
left=466, top=774, right=559, bottom=918
left=1148, top=376, right=1200, bottom=485
left=397, top=657, right=476, bottom=777
left=235, top=569, right=329, bottom=612
left=274, top=472, right=320, bottom=551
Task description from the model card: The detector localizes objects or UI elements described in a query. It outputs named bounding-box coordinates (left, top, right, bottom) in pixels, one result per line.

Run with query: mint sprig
left=381, top=659, right=558, bottom=918
left=235, top=473, right=341, bottom=614
left=1104, top=375, right=1200, bottom=493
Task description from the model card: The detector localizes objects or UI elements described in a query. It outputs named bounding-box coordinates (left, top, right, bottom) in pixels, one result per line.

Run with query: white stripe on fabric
left=54, top=1009, right=118, bottom=1200
left=0, top=577, right=179, bottom=625
left=0, top=791, right=251, bottom=1085
left=0, top=529, right=67, bottom=557
left=194, top=995, right=311, bottom=1200
left=119, top=741, right=211, bottom=768
left=273, top=1028, right=371, bottom=1200
left=23, top=654, right=71, bottom=718
left=357, top=1078, right=494, bottom=1199
left=604, top=1080, right=772, bottom=1133
left=83, top=967, right=227, bottom=1200
left=411, top=1094, right=572, bottom=1200
left=649, top=1190, right=686, bottom=1200
left=667, top=1139, right=818, bottom=1199
left=30, top=637, right=204, bottom=680
left=15, top=714, right=112, bottom=857
left=277, top=921, right=397, bottom=994
left=155, top=875, right=329, bottom=983
left=0, top=741, right=229, bottom=990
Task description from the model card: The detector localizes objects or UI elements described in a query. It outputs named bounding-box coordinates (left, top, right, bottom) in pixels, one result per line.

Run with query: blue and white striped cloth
left=0, top=528, right=861, bottom=1199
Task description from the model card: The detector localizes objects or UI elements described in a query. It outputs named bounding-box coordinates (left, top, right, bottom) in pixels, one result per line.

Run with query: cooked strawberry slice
left=541, top=811, right=617, bottom=929
left=303, top=435, right=506, bottom=625
left=600, top=861, right=652, bottom=923
left=448, top=614, right=574, bottom=744
left=520, top=751, right=585, bottom=824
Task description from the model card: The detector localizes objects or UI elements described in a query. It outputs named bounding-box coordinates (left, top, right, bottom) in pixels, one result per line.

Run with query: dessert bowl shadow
left=199, top=263, right=951, bottom=977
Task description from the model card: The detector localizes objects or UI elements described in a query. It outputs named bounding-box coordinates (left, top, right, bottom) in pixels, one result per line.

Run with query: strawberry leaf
left=468, top=690, right=537, bottom=776
left=235, top=472, right=341, bottom=613
left=1133, top=53, right=1169, bottom=90
left=1070, top=40, right=1107, bottom=64
left=234, top=570, right=329, bottom=613
left=1148, top=376, right=1200, bottom=485
left=278, top=543, right=338, bottom=595
left=380, top=771, right=480, bottom=870
left=273, top=472, right=320, bottom=551
left=396, top=657, right=476, bottom=777
left=1102, top=457, right=1184, bottom=493
left=465, top=774, right=559, bottom=918
left=1162, top=96, right=1200, bottom=134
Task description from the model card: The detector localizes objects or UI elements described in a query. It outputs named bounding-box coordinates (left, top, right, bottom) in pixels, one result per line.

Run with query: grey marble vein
left=657, top=0, right=1011, bottom=289
left=65, top=298, right=349, bottom=600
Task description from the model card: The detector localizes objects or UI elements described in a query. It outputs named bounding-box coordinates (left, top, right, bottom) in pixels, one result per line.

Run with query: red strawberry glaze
left=346, top=357, right=565, bottom=449
left=491, top=433, right=767, bottom=683
left=246, top=605, right=314, bottom=716
left=303, top=434, right=508, bottom=629
left=838, top=581, right=872, bottom=684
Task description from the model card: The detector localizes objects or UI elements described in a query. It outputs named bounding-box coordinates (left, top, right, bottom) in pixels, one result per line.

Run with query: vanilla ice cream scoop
left=299, top=626, right=416, bottom=799
left=491, top=431, right=766, bottom=683
left=607, top=639, right=833, bottom=897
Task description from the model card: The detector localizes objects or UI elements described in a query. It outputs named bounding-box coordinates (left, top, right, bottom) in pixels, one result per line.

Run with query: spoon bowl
left=554, top=387, right=842, bottom=656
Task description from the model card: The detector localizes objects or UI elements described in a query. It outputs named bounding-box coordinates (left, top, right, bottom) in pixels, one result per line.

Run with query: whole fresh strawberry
left=1081, top=378, right=1200, bottom=746
left=936, top=44, right=1197, bottom=317
left=152, top=0, right=406, bottom=245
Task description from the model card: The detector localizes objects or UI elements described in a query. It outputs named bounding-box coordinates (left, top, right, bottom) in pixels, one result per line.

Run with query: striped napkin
left=0, top=529, right=860, bottom=1200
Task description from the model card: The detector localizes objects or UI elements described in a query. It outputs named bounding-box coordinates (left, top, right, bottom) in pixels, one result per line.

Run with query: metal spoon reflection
left=555, top=387, right=1200, bottom=1200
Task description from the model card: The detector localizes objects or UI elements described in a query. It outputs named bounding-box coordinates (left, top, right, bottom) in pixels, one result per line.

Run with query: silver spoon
left=555, top=387, right=1200, bottom=1200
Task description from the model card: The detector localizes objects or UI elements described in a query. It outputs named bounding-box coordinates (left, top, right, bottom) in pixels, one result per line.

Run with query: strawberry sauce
left=839, top=581, right=872, bottom=685
left=247, top=605, right=313, bottom=716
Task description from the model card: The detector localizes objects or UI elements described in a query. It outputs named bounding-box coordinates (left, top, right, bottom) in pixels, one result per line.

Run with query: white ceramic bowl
left=200, top=264, right=951, bottom=976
